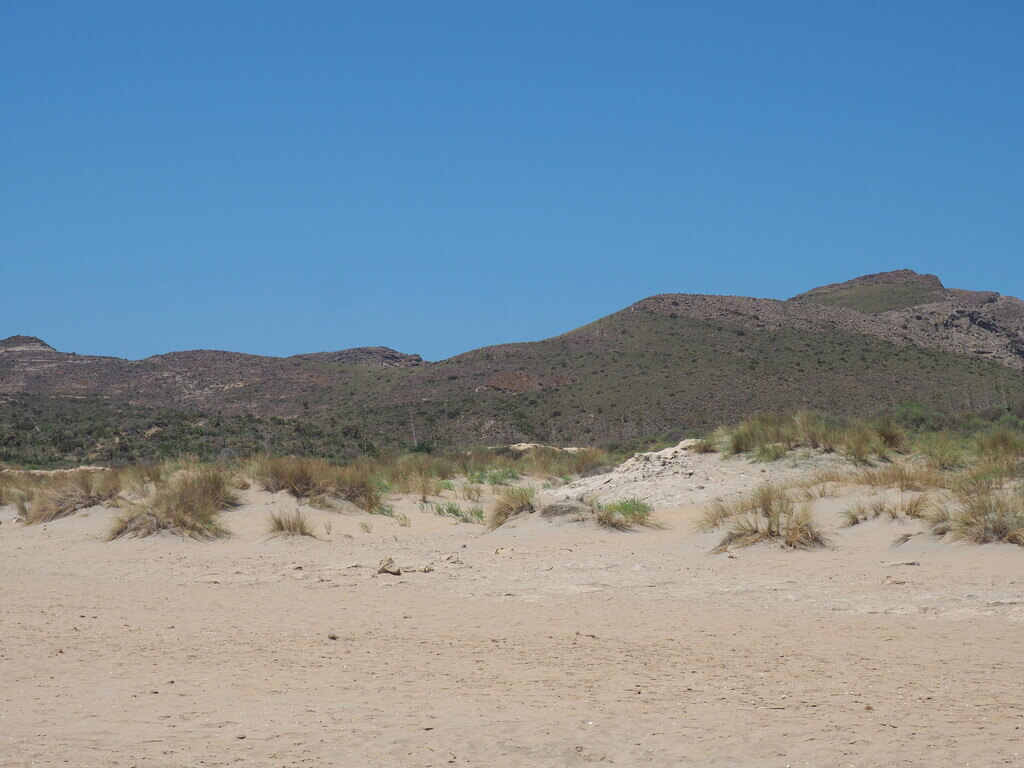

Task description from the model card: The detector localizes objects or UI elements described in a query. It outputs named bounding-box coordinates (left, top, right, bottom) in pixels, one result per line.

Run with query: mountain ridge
left=3, top=269, right=1024, bottom=462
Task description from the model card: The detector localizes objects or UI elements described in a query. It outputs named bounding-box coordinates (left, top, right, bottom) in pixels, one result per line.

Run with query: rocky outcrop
left=291, top=347, right=423, bottom=367
left=634, top=270, right=1024, bottom=370
left=0, top=336, right=57, bottom=353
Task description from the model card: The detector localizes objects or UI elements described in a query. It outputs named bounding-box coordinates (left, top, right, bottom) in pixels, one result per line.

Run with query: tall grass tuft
left=594, top=498, right=656, bottom=530
left=23, top=471, right=122, bottom=525
left=268, top=509, right=316, bottom=537
left=975, top=429, right=1024, bottom=462
left=108, top=469, right=237, bottom=540
left=433, top=501, right=485, bottom=524
left=943, top=476, right=1024, bottom=546
left=915, top=432, right=964, bottom=470
left=487, top=487, right=536, bottom=529
left=702, top=482, right=828, bottom=553
left=251, top=456, right=382, bottom=511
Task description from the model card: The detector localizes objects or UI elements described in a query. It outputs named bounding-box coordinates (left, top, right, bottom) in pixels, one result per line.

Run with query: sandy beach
left=3, top=466, right=1023, bottom=768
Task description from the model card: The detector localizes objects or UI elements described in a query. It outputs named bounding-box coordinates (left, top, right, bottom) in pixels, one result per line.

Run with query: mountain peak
left=0, top=335, right=56, bottom=353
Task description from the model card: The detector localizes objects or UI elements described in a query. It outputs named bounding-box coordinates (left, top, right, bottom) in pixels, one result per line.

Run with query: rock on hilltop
left=0, top=336, right=57, bottom=353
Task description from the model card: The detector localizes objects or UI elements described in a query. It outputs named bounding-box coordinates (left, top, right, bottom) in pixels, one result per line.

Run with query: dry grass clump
left=107, top=469, right=237, bottom=540
left=121, top=462, right=167, bottom=493
left=691, top=438, right=717, bottom=454
left=525, top=446, right=561, bottom=476
left=567, top=448, right=609, bottom=476
left=938, top=476, right=1024, bottom=546
left=695, top=498, right=744, bottom=532
left=700, top=482, right=828, bottom=553
left=914, top=432, right=965, bottom=470
left=251, top=456, right=381, bottom=512
left=487, top=487, right=536, bottom=529
left=897, top=493, right=933, bottom=519
left=458, top=483, right=483, bottom=502
left=841, top=493, right=932, bottom=526
left=719, top=411, right=905, bottom=464
left=975, top=428, right=1024, bottom=462
left=414, top=473, right=442, bottom=503
left=21, top=471, right=122, bottom=525
left=724, top=413, right=797, bottom=455
left=268, top=509, right=316, bottom=537
left=782, top=506, right=830, bottom=549
left=594, top=498, right=656, bottom=530
left=792, top=411, right=842, bottom=452
left=252, top=456, right=328, bottom=497
left=384, top=453, right=454, bottom=494
left=841, top=422, right=880, bottom=464
left=851, top=462, right=947, bottom=492
left=875, top=421, right=910, bottom=454
left=795, top=468, right=849, bottom=499
left=334, top=464, right=382, bottom=511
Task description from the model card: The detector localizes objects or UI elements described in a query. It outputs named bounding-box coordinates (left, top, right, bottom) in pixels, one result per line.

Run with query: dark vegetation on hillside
left=3, top=386, right=1024, bottom=470
left=0, top=394, right=377, bottom=468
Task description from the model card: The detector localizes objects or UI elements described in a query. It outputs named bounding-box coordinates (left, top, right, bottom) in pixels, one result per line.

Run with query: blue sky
left=2, top=1, right=1022, bottom=361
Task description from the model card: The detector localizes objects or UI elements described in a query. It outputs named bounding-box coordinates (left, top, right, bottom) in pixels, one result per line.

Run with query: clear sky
left=2, top=1, right=1022, bottom=361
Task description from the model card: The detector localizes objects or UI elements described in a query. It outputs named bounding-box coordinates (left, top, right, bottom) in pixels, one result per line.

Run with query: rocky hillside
left=3, top=269, right=1024, bottom=462
left=0, top=339, right=421, bottom=416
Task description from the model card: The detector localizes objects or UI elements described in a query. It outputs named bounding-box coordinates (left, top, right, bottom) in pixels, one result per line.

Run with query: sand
left=2, top=465, right=1024, bottom=767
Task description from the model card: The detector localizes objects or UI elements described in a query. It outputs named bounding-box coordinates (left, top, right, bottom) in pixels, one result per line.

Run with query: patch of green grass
left=595, top=498, right=656, bottom=529
left=433, top=501, right=485, bottom=524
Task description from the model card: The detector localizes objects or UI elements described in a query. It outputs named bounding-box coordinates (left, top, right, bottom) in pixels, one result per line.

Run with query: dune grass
left=940, top=475, right=1024, bottom=546
left=20, top=470, right=122, bottom=525
left=433, top=501, right=485, bottom=524
left=107, top=469, right=237, bottom=540
left=268, top=509, right=316, bottom=537
left=594, top=498, right=657, bottom=530
left=716, top=411, right=911, bottom=465
left=250, top=456, right=381, bottom=511
left=700, top=482, right=829, bottom=553
left=487, top=487, right=536, bottom=529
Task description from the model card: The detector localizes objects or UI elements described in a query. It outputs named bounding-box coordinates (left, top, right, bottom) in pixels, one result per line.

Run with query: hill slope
left=3, top=269, right=1024, bottom=464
